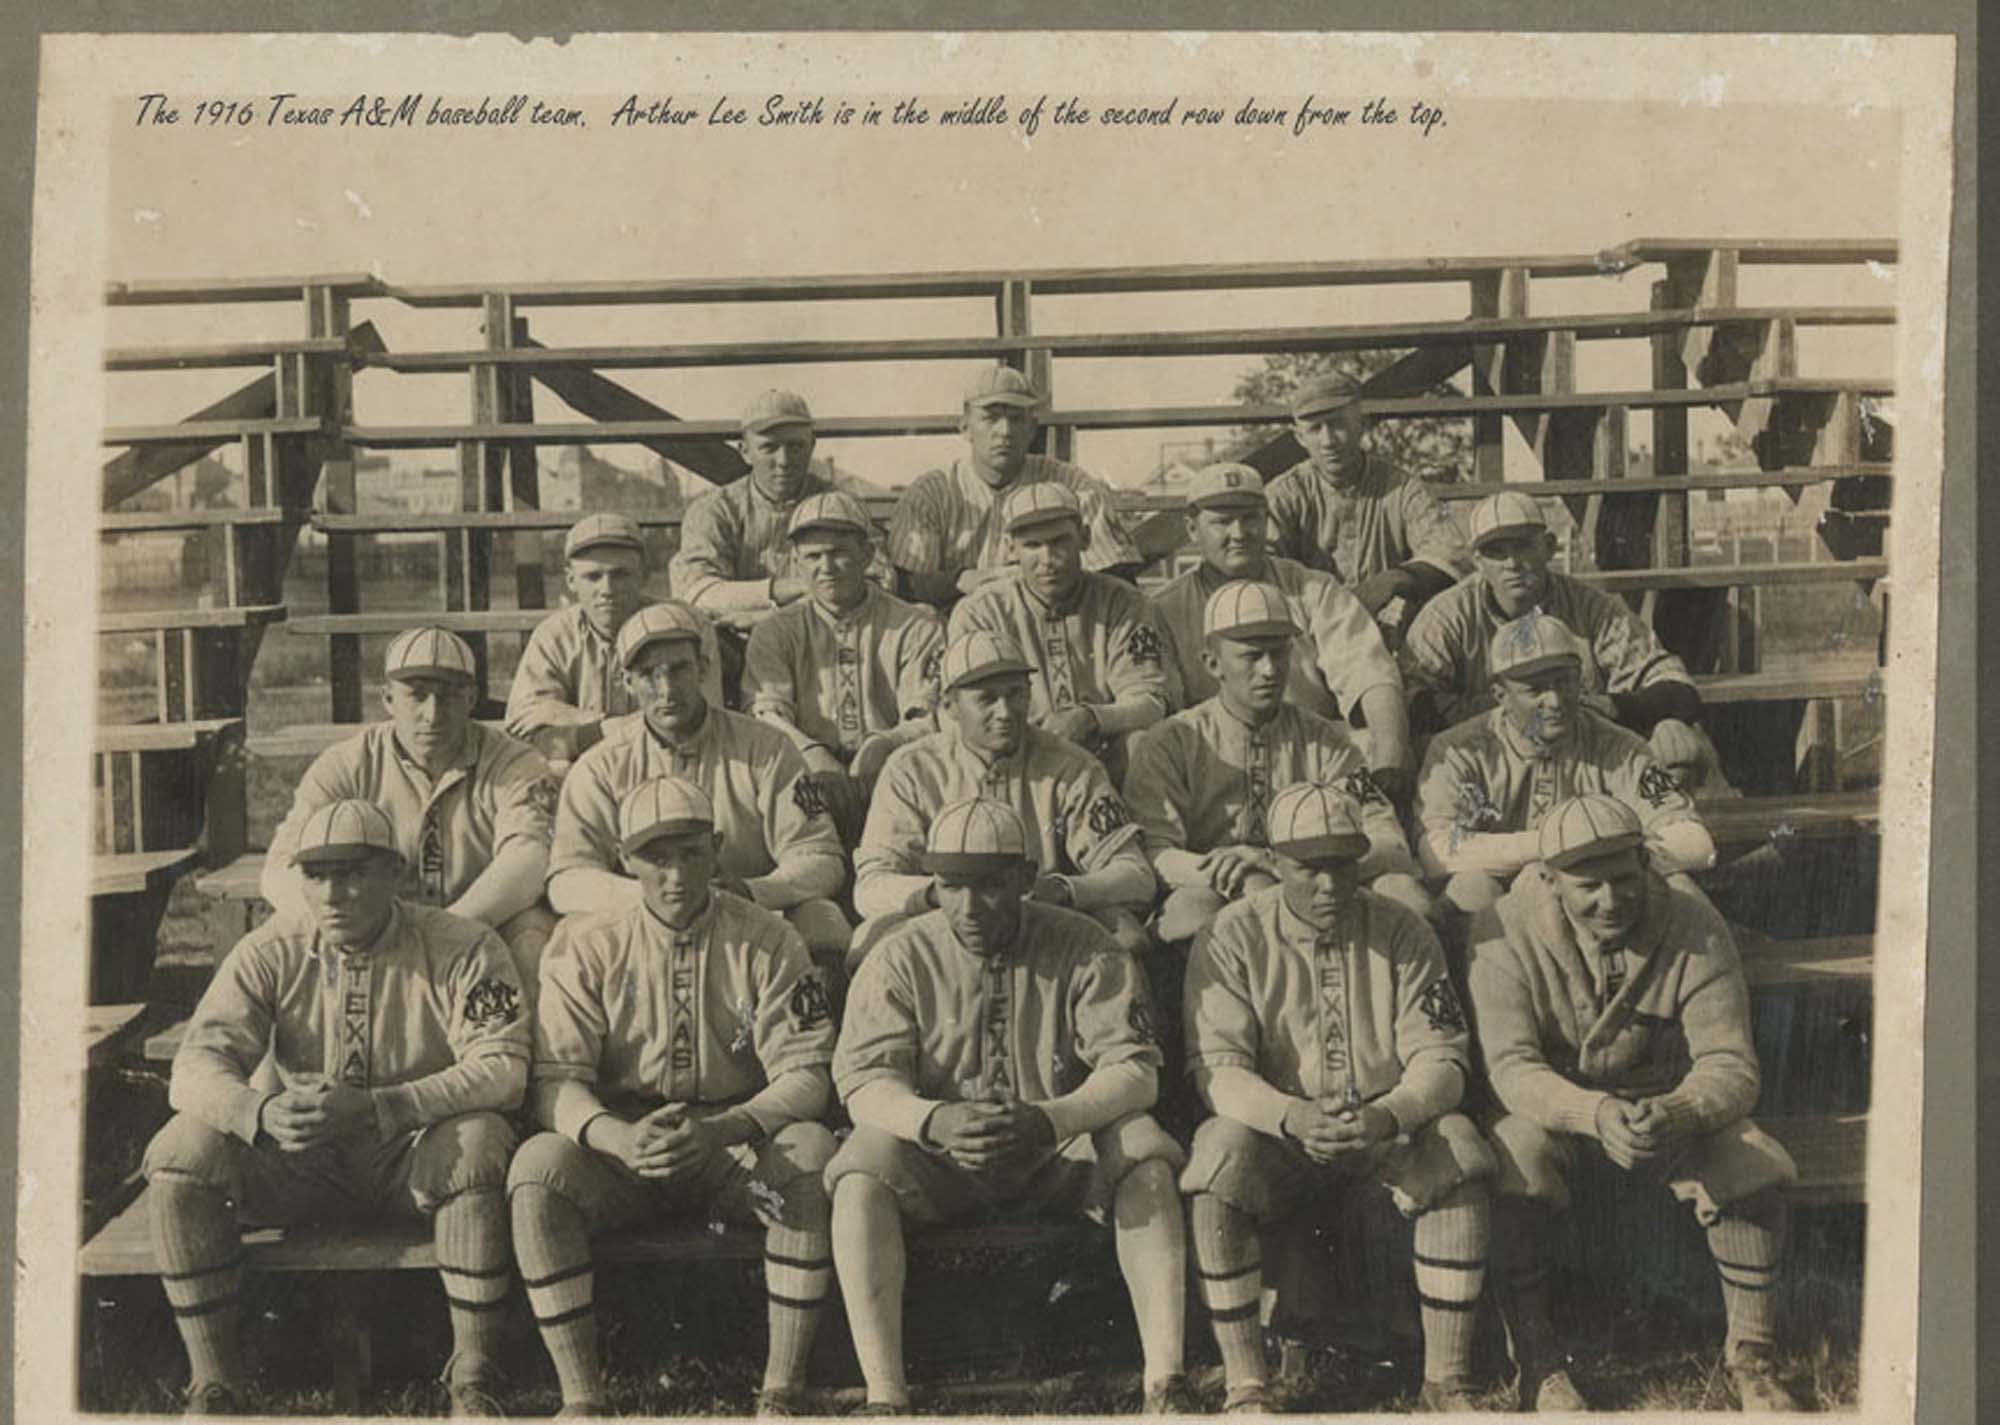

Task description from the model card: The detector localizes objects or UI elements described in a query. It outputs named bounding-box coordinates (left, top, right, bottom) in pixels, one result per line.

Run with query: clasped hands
left=258, top=1078, right=376, bottom=1152
left=1593, top=1095, right=1691, bottom=1170
left=923, top=1098, right=1056, bottom=1173
left=597, top=1104, right=721, bottom=1182
left=1280, top=1099, right=1398, bottom=1166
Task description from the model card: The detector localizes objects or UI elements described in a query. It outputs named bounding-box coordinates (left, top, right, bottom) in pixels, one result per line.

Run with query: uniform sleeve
left=852, top=751, right=938, bottom=918
left=372, top=927, right=530, bottom=1136
left=1649, top=901, right=1762, bottom=1136
left=753, top=927, right=839, bottom=1082
left=487, top=741, right=561, bottom=857
left=1185, top=923, right=1302, bottom=1137
left=1065, top=468, right=1144, bottom=570
left=666, top=489, right=742, bottom=610
left=1396, top=478, right=1472, bottom=578
left=1037, top=943, right=1163, bottom=1140
left=1318, top=755, right=1416, bottom=878
left=1580, top=584, right=1694, bottom=696
left=1060, top=757, right=1146, bottom=873
left=1100, top=596, right=1173, bottom=714
left=529, top=920, right=615, bottom=1140
left=743, top=616, right=818, bottom=753
left=1414, top=737, right=1534, bottom=879
left=754, top=739, right=849, bottom=902
left=831, top=954, right=923, bottom=1104
left=168, top=938, right=282, bottom=1144
left=262, top=744, right=365, bottom=909
left=1262, top=472, right=1318, bottom=569
left=944, top=587, right=1004, bottom=645
left=505, top=619, right=594, bottom=737
left=1299, top=579, right=1401, bottom=718
left=1400, top=595, right=1475, bottom=728
left=1466, top=905, right=1611, bottom=1137
left=1124, top=724, right=1196, bottom=873
left=895, top=611, right=948, bottom=719
left=1610, top=740, right=1716, bottom=874
left=1372, top=910, right=1470, bottom=1133
left=548, top=749, right=626, bottom=879
left=885, top=472, right=952, bottom=575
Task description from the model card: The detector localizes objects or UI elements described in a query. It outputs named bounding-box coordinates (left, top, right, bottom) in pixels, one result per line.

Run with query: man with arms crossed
left=826, top=799, right=1191, bottom=1415
left=1468, top=794, right=1801, bottom=1412
left=145, top=800, right=528, bottom=1416
left=1182, top=783, right=1493, bottom=1414
left=509, top=777, right=839, bottom=1419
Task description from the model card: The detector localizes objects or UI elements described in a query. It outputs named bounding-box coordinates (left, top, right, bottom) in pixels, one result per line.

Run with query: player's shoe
left=444, top=1374, right=508, bottom=1418
left=553, top=1405, right=609, bottom=1420
left=1221, top=1382, right=1273, bottom=1414
left=1726, top=1343, right=1804, bottom=1412
left=756, top=1388, right=806, bottom=1417
left=1417, top=1377, right=1485, bottom=1412
left=183, top=1382, right=242, bottom=1416
left=1142, top=1374, right=1198, bottom=1414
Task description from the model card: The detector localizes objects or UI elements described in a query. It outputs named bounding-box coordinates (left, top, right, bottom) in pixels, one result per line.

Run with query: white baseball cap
left=618, top=776, right=716, bottom=853
left=1266, top=782, right=1372, bottom=863
left=1203, top=581, right=1300, bottom=641
left=1537, top=793, right=1645, bottom=870
left=291, top=800, right=401, bottom=867
left=383, top=626, right=477, bottom=684
left=922, top=797, right=1030, bottom=873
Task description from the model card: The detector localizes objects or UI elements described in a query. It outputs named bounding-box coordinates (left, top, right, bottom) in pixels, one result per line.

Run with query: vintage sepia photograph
left=17, top=28, right=1950, bottom=1422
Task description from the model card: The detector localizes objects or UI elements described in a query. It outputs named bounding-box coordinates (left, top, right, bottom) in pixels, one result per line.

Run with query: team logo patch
left=919, top=646, right=945, bottom=689
left=1127, top=995, right=1157, bottom=1045
left=526, top=776, right=561, bottom=819
left=1637, top=763, right=1678, bottom=808
left=1341, top=767, right=1388, bottom=807
left=1124, top=623, right=1163, bottom=666
left=788, top=971, right=832, bottom=1033
left=792, top=775, right=832, bottom=820
left=1086, top=794, right=1132, bottom=837
left=463, top=977, right=523, bottom=1032
left=1417, top=976, right=1466, bottom=1035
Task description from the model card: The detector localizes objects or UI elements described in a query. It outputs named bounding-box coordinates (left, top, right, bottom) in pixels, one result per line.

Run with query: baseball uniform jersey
left=743, top=584, right=945, bottom=760
left=506, top=598, right=727, bottom=739
left=833, top=902, right=1162, bottom=1115
left=531, top=893, right=836, bottom=1141
left=946, top=572, right=1171, bottom=726
left=1264, top=457, right=1470, bottom=585
left=169, top=902, right=531, bottom=1144
left=1153, top=556, right=1401, bottom=721
left=853, top=725, right=1147, bottom=919
left=886, top=455, right=1142, bottom=582
left=1414, top=707, right=1703, bottom=880
left=1124, top=699, right=1408, bottom=865
left=550, top=708, right=845, bottom=892
left=1185, top=885, right=1469, bottom=1135
left=669, top=471, right=894, bottom=612
left=264, top=721, right=558, bottom=911
left=1401, top=571, right=1694, bottom=731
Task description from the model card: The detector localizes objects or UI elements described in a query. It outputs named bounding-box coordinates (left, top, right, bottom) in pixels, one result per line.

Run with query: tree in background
left=1230, top=349, right=1473, bottom=483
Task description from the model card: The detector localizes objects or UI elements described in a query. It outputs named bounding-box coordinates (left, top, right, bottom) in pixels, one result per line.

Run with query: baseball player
left=743, top=490, right=946, bottom=843
left=1263, top=373, right=1470, bottom=628
left=668, top=388, right=892, bottom=623
left=826, top=799, right=1192, bottom=1415
left=143, top=800, right=528, bottom=1416
left=507, top=512, right=724, bottom=770
left=509, top=778, right=839, bottom=1419
left=547, top=600, right=853, bottom=967
left=1468, top=795, right=1802, bottom=1412
left=886, top=365, right=1143, bottom=611
left=1124, top=580, right=1433, bottom=951
left=1401, top=489, right=1701, bottom=737
left=946, top=482, right=1172, bottom=773
left=849, top=629, right=1156, bottom=970
left=1154, top=461, right=1415, bottom=802
left=1414, top=613, right=1716, bottom=918
left=1182, top=784, right=1494, bottom=1415
left=265, top=625, right=560, bottom=997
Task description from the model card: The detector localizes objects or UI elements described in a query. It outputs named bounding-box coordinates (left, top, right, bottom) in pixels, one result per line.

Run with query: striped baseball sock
left=1189, top=1193, right=1266, bottom=1389
left=763, top=1223, right=833, bottom=1393
left=435, top=1187, right=513, bottom=1376
left=1412, top=1183, right=1488, bottom=1386
left=511, top=1183, right=603, bottom=1407
left=149, top=1180, right=246, bottom=1394
left=1707, top=1188, right=1786, bottom=1353
left=1495, top=1201, right=1559, bottom=1376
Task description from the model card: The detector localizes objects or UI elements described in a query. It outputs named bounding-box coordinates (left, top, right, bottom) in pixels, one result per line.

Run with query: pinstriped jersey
left=886, top=455, right=1142, bottom=579
left=743, top=585, right=945, bottom=758
left=668, top=470, right=894, bottom=611
left=505, top=598, right=726, bottom=738
left=1264, top=457, right=1470, bottom=585
left=946, top=572, right=1171, bottom=723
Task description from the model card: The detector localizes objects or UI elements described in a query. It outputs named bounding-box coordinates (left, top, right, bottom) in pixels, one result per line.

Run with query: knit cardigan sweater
left=1466, top=865, right=1760, bottom=1141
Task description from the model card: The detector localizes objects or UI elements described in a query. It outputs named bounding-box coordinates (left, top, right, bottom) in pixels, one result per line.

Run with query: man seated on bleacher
left=144, top=799, right=528, bottom=1417
left=1467, top=794, right=1802, bottom=1412
left=509, top=777, right=839, bottom=1420
left=264, top=625, right=561, bottom=998
left=825, top=798, right=1193, bottom=1416
left=1414, top=613, right=1716, bottom=922
left=1400, top=490, right=1704, bottom=742
left=546, top=600, right=853, bottom=976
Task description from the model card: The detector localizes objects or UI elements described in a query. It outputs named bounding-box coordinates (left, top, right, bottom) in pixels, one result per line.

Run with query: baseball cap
left=1203, top=581, right=1300, bottom=641
left=938, top=630, right=1032, bottom=693
left=1488, top=612, right=1583, bottom=683
left=291, top=799, right=401, bottom=867
left=741, top=388, right=815, bottom=436
left=1266, top=783, right=1371, bottom=863
left=787, top=491, right=874, bottom=542
left=618, top=776, right=716, bottom=853
left=383, top=626, right=477, bottom=683
left=921, top=797, right=1030, bottom=873
left=1185, top=462, right=1267, bottom=510
left=963, top=365, right=1043, bottom=409
left=1290, top=372, right=1365, bottom=421
left=564, top=512, right=646, bottom=562
left=1001, top=482, right=1083, bottom=535
left=1537, top=793, right=1645, bottom=870
left=614, top=601, right=708, bottom=669
left=1468, top=490, right=1549, bottom=550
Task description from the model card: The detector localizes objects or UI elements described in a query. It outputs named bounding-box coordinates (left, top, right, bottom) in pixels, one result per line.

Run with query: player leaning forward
left=1469, top=794, right=1802, bottom=1412
left=509, top=777, right=840, bottom=1419
left=145, top=800, right=529, bottom=1417
left=264, top=625, right=559, bottom=998
left=1182, top=782, right=1494, bottom=1415
left=826, top=799, right=1193, bottom=1415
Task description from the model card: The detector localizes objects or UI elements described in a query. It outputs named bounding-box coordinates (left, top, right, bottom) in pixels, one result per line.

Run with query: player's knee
left=411, top=1111, right=516, bottom=1207
left=1444, top=871, right=1508, bottom=917
left=788, top=899, right=853, bottom=957
left=506, top=1131, right=596, bottom=1211
left=1178, top=1115, right=1266, bottom=1207
left=771, top=1120, right=839, bottom=1175
left=824, top=1126, right=912, bottom=1209
left=1484, top=1115, right=1571, bottom=1210
left=142, top=1113, right=240, bottom=1189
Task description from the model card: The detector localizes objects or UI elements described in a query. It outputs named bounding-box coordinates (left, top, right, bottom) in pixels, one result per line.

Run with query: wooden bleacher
left=87, top=241, right=1887, bottom=1383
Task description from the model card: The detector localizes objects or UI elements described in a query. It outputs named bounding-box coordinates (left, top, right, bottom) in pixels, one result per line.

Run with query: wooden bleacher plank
left=314, top=511, right=690, bottom=534
left=1579, top=559, right=1887, bottom=593
left=1695, top=670, right=1879, bottom=704
left=1763, top=1114, right=1867, bottom=1205
left=86, top=1004, right=152, bottom=1068
left=92, top=847, right=198, bottom=897
left=1699, top=791, right=1879, bottom=848
left=1609, top=238, right=1897, bottom=267
left=102, top=418, right=325, bottom=447
left=245, top=718, right=502, bottom=759
left=104, top=274, right=381, bottom=306
left=1737, top=935, right=1874, bottom=989
left=99, top=508, right=290, bottom=532
left=96, top=718, right=244, bottom=754
left=104, top=338, right=353, bottom=372
left=194, top=851, right=266, bottom=903
left=98, top=605, right=286, bottom=634
left=1426, top=464, right=1891, bottom=501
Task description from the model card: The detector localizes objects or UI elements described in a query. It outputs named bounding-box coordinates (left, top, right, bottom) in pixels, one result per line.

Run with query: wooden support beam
left=1468, top=267, right=1529, bottom=482
left=1237, top=344, right=1474, bottom=478
left=503, top=314, right=546, bottom=612
left=100, top=377, right=277, bottom=509
left=519, top=336, right=748, bottom=485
